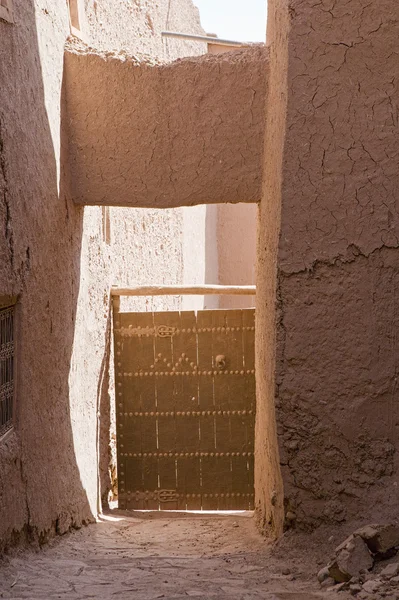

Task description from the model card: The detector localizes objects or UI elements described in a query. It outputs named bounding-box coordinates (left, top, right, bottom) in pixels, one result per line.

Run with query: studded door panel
left=113, top=306, right=255, bottom=510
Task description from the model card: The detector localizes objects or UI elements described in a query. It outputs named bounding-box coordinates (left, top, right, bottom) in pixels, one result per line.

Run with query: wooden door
left=113, top=304, right=255, bottom=510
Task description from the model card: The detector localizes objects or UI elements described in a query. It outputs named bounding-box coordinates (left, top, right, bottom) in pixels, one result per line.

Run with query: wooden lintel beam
left=111, top=285, right=256, bottom=297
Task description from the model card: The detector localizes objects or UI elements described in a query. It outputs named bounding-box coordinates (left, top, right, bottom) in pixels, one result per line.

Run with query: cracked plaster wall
left=257, top=0, right=399, bottom=534
left=0, top=0, right=212, bottom=552
left=64, top=45, right=269, bottom=208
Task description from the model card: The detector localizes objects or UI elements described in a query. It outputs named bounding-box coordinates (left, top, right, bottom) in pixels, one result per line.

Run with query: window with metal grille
left=0, top=305, right=14, bottom=437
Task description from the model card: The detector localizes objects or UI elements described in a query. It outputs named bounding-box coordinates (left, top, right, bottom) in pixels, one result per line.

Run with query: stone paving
left=0, top=512, right=343, bottom=599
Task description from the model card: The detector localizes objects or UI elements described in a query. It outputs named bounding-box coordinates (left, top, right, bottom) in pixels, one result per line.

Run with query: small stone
left=381, top=563, right=399, bottom=579
left=56, top=511, right=71, bottom=535
left=318, top=567, right=330, bottom=583
left=350, top=583, right=363, bottom=595
left=321, top=577, right=335, bottom=588
left=335, top=535, right=355, bottom=554
left=335, top=581, right=350, bottom=592
left=355, top=524, right=399, bottom=555
left=390, top=575, right=399, bottom=584
left=363, top=579, right=382, bottom=593
left=286, top=511, right=296, bottom=522
left=282, top=567, right=291, bottom=575
left=329, top=535, right=373, bottom=582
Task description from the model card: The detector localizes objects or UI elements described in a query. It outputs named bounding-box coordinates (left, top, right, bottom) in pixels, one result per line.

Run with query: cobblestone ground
left=0, top=512, right=345, bottom=600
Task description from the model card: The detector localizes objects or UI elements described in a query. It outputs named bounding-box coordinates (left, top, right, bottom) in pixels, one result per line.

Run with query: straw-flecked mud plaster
left=64, top=46, right=269, bottom=207
left=0, top=0, right=211, bottom=553
left=257, top=0, right=399, bottom=534
left=255, top=0, right=288, bottom=539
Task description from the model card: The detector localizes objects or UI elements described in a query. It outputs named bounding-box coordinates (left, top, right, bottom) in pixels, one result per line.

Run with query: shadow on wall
left=97, top=302, right=113, bottom=509
left=0, top=0, right=94, bottom=550
left=204, top=204, right=257, bottom=310
left=204, top=205, right=219, bottom=309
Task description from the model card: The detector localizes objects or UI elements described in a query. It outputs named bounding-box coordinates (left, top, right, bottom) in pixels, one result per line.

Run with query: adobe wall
left=257, top=0, right=399, bottom=534
left=64, top=44, right=269, bottom=208
left=0, top=0, right=210, bottom=552
left=255, top=0, right=288, bottom=538
left=217, top=203, right=257, bottom=309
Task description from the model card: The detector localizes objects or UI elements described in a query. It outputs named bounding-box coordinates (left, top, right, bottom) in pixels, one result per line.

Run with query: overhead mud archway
left=63, top=43, right=269, bottom=208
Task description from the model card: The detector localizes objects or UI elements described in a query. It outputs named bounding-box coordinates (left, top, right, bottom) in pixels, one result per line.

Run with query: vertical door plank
left=175, top=415, right=200, bottom=454
left=225, top=310, right=244, bottom=372
left=176, top=456, right=201, bottom=510
left=242, top=309, right=255, bottom=371
left=197, top=311, right=213, bottom=372
left=155, top=374, right=176, bottom=457
left=153, top=311, right=178, bottom=373
left=158, top=456, right=178, bottom=510
left=248, top=454, right=255, bottom=509
left=142, top=456, right=159, bottom=509
left=199, top=413, right=215, bottom=454
left=140, top=416, right=158, bottom=454
left=197, top=311, right=214, bottom=509
left=117, top=311, right=154, bottom=511
left=119, top=312, right=154, bottom=372
left=154, top=312, right=181, bottom=510
left=201, top=456, right=232, bottom=510
left=231, top=455, right=250, bottom=510
left=123, top=457, right=143, bottom=509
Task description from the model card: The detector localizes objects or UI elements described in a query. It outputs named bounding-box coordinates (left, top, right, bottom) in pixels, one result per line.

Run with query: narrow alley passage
left=0, top=513, right=342, bottom=599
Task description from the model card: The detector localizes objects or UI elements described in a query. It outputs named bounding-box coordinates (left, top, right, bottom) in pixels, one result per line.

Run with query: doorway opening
left=111, top=285, right=256, bottom=513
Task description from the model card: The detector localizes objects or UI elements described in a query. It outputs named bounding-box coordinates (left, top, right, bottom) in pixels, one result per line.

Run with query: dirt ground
left=0, top=511, right=349, bottom=600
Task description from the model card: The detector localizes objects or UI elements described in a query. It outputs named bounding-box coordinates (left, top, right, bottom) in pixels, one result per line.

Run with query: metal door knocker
left=215, top=354, right=226, bottom=370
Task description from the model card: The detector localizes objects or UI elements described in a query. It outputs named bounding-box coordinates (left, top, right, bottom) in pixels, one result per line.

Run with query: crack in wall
left=275, top=243, right=399, bottom=530
left=279, top=241, right=399, bottom=279
left=0, top=115, right=14, bottom=268
left=18, top=455, right=33, bottom=543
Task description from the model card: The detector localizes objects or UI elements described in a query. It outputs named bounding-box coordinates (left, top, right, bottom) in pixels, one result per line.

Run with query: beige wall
left=255, top=0, right=288, bottom=538
left=218, top=204, right=257, bottom=309
left=181, top=205, right=219, bottom=311
left=3, top=0, right=394, bottom=554
left=0, top=0, right=211, bottom=551
left=64, top=44, right=268, bottom=209
left=257, top=0, right=399, bottom=535
left=0, top=0, right=261, bottom=551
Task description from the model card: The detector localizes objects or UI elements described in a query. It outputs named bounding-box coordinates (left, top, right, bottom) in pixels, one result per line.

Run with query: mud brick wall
left=256, top=0, right=399, bottom=535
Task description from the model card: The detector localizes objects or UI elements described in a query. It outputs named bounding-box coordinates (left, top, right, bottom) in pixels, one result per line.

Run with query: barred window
left=0, top=305, right=14, bottom=437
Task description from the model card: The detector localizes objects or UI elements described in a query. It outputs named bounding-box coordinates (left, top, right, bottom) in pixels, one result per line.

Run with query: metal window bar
left=0, top=306, right=14, bottom=436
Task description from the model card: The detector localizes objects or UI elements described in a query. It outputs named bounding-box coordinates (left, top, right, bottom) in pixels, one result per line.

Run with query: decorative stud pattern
left=120, top=491, right=254, bottom=500
left=121, top=451, right=253, bottom=458
left=116, top=325, right=255, bottom=337
left=113, top=307, right=255, bottom=511
left=119, top=410, right=254, bottom=418
left=120, top=369, right=255, bottom=377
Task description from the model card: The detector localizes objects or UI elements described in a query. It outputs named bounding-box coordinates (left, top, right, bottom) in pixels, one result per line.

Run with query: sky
left=193, top=0, right=267, bottom=43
